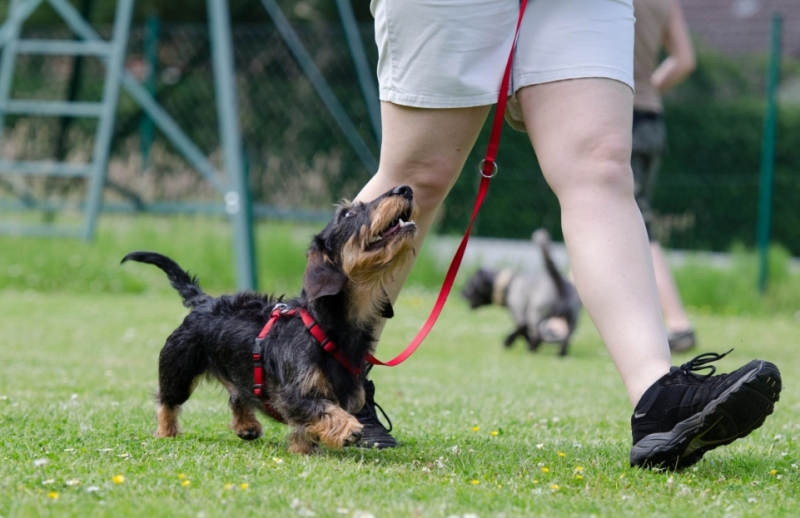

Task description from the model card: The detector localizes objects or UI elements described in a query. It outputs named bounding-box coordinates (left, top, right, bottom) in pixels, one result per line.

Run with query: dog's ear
left=303, top=247, right=348, bottom=302
left=380, top=299, right=394, bottom=319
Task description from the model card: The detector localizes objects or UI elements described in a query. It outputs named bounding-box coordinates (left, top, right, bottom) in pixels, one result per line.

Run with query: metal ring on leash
left=478, top=159, right=498, bottom=178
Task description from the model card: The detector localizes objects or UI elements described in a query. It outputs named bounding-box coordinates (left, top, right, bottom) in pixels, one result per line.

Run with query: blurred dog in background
left=461, top=229, right=581, bottom=356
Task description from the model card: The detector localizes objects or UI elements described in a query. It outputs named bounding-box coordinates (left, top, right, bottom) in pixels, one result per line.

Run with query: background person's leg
left=517, top=78, right=672, bottom=406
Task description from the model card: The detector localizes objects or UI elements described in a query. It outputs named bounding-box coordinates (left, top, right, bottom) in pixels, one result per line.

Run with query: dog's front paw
left=343, top=425, right=364, bottom=447
left=309, top=407, right=364, bottom=449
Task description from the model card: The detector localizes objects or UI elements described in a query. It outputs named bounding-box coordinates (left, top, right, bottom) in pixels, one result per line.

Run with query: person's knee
left=548, top=133, right=634, bottom=200
left=381, top=157, right=461, bottom=213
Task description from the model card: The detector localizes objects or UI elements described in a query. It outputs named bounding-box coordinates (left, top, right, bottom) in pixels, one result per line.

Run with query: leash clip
left=478, top=159, right=498, bottom=178
left=273, top=302, right=290, bottom=315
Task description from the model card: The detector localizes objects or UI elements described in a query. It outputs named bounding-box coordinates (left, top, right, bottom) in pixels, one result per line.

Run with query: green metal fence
left=1, top=18, right=799, bottom=257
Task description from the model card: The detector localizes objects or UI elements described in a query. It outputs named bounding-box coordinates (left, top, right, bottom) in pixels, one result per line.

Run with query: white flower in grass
left=64, top=448, right=76, bottom=453
left=66, top=479, right=80, bottom=486
left=335, top=509, right=349, bottom=515
left=464, top=514, right=479, bottom=518
left=352, top=512, right=375, bottom=518
left=33, top=458, right=48, bottom=467
left=536, top=444, right=544, bottom=450
left=86, top=486, right=100, bottom=493
left=42, top=479, right=55, bottom=485
left=748, top=498, right=758, bottom=504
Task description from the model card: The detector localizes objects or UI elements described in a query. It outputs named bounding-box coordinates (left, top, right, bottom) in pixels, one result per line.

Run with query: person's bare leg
left=651, top=242, right=692, bottom=332
left=355, top=102, right=490, bottom=333
left=517, top=79, right=671, bottom=406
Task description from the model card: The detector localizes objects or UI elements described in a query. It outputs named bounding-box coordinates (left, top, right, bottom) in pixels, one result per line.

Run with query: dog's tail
left=532, top=229, right=570, bottom=299
left=121, top=251, right=210, bottom=308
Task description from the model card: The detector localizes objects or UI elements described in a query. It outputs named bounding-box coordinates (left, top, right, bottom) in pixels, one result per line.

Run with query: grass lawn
left=1, top=287, right=798, bottom=517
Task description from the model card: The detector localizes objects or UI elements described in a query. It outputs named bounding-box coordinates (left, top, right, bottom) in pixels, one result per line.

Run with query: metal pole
left=207, top=0, right=257, bottom=291
left=140, top=12, right=159, bottom=173
left=756, top=13, right=782, bottom=293
left=335, top=0, right=381, bottom=144
left=81, top=0, right=133, bottom=240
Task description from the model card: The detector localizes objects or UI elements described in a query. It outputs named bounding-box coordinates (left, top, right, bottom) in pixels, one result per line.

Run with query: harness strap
left=252, top=305, right=362, bottom=421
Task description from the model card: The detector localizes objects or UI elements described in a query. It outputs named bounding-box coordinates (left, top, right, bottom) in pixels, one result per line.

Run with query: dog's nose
left=392, top=185, right=413, bottom=200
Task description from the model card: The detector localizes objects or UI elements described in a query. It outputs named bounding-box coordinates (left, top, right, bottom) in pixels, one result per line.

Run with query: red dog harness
left=252, top=304, right=365, bottom=421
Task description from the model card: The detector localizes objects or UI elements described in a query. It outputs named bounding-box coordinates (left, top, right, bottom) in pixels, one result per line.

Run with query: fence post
left=207, top=0, right=257, bottom=291
left=140, top=12, right=158, bottom=172
left=756, top=13, right=782, bottom=293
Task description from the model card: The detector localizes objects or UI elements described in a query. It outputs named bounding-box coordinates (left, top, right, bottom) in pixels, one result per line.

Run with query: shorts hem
left=514, top=66, right=634, bottom=93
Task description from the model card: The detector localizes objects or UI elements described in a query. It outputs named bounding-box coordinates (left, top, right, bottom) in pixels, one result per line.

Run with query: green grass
left=1, top=288, right=798, bottom=517
left=1, top=215, right=800, bottom=316
left=1, top=215, right=799, bottom=516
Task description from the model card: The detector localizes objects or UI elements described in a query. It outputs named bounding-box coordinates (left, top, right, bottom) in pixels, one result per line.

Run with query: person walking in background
left=632, top=0, right=697, bottom=352
left=351, top=0, right=781, bottom=471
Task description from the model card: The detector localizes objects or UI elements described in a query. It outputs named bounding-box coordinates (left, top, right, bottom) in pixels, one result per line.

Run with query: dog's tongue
left=382, top=222, right=401, bottom=239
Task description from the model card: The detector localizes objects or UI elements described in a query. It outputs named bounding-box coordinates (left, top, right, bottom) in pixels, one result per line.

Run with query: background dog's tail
left=121, top=251, right=210, bottom=308
left=532, top=229, right=570, bottom=299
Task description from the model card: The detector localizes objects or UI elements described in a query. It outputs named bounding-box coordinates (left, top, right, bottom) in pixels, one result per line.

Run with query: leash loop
left=478, top=159, right=499, bottom=179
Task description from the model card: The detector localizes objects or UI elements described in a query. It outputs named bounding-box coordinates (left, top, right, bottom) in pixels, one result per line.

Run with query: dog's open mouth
left=367, top=207, right=415, bottom=249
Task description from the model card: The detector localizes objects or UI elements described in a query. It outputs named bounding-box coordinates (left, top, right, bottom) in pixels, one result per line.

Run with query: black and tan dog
left=123, top=185, right=417, bottom=454
left=461, top=229, right=581, bottom=356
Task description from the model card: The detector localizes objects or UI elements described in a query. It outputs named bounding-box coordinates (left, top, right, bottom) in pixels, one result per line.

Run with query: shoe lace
left=361, top=378, right=393, bottom=433
left=367, top=399, right=393, bottom=433
left=678, top=349, right=733, bottom=379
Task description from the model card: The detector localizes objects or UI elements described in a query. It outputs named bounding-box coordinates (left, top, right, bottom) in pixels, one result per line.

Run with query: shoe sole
left=630, top=360, right=781, bottom=470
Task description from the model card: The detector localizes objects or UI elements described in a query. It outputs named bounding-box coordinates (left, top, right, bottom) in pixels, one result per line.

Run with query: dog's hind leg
left=503, top=325, right=527, bottom=347
left=224, top=383, right=263, bottom=441
left=154, top=329, right=208, bottom=438
left=558, top=338, right=569, bottom=357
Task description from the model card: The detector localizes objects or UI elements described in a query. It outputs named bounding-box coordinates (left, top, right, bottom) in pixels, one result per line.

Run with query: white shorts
left=372, top=0, right=634, bottom=129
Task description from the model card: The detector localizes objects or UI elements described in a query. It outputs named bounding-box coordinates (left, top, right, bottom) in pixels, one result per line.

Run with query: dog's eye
left=343, top=210, right=356, bottom=218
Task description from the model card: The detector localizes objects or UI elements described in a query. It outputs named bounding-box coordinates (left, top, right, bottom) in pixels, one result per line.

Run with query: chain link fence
left=2, top=14, right=800, bottom=254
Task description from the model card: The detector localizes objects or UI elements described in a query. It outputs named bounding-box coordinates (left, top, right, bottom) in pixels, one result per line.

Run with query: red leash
left=367, top=0, right=529, bottom=368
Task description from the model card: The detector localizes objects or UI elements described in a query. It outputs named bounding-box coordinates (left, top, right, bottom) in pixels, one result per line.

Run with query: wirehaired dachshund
left=123, top=185, right=417, bottom=454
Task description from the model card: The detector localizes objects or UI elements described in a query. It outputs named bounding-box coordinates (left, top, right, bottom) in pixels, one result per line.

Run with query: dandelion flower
left=112, top=475, right=125, bottom=485
left=557, top=451, right=565, bottom=457
left=181, top=480, right=191, bottom=487
left=770, top=470, right=778, bottom=476
left=240, top=483, right=249, bottom=490
left=574, top=466, right=584, bottom=473
left=575, top=474, right=584, bottom=480
left=273, top=457, right=284, bottom=464
left=471, top=426, right=480, bottom=432
left=178, top=473, right=186, bottom=480
left=551, top=484, right=560, bottom=491
left=471, top=479, right=480, bottom=485
left=541, top=467, right=549, bottom=473
left=224, top=483, right=234, bottom=490
left=48, top=491, right=59, bottom=500
left=491, top=431, right=499, bottom=437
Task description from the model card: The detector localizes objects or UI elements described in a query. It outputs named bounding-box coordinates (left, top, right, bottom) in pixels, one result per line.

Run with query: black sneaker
left=353, top=379, right=398, bottom=449
left=667, top=328, right=697, bottom=353
left=630, top=350, right=781, bottom=470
